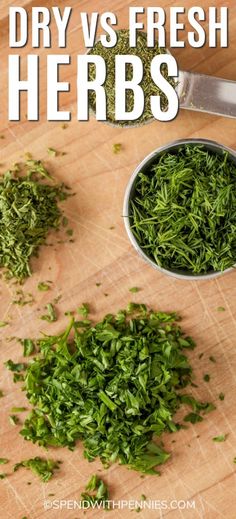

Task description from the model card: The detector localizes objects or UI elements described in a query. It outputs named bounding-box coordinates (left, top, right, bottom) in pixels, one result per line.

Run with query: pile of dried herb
left=129, top=145, right=236, bottom=274
left=88, top=29, right=174, bottom=125
left=0, top=160, right=70, bottom=279
left=8, top=303, right=214, bottom=475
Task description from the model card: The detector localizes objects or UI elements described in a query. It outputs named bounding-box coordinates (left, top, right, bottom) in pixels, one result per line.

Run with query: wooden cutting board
left=0, top=1, right=236, bottom=518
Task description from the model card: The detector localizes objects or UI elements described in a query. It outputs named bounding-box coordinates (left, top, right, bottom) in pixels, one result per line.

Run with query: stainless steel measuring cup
left=123, top=138, right=236, bottom=281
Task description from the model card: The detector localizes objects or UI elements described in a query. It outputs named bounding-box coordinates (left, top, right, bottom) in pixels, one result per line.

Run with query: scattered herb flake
left=77, top=304, right=89, bottom=318
left=11, top=407, right=27, bottom=413
left=38, top=282, right=51, bottom=292
left=9, top=415, right=19, bottom=425
left=14, top=457, right=61, bottom=482
left=47, top=148, right=57, bottom=157
left=41, top=303, right=57, bottom=323
left=219, top=392, right=225, bottom=401
left=81, top=474, right=109, bottom=509
left=0, top=321, right=8, bottom=328
left=209, top=356, right=216, bottom=363
left=21, top=339, right=35, bottom=357
left=113, top=143, right=122, bottom=154
left=217, top=307, right=225, bottom=312
left=184, top=413, right=203, bottom=424
left=0, top=473, right=7, bottom=479
left=62, top=216, right=68, bottom=227
left=0, top=459, right=9, bottom=465
left=203, top=374, right=210, bottom=382
left=129, top=287, right=140, bottom=293
left=5, top=360, right=26, bottom=372
left=212, top=434, right=227, bottom=442
left=13, top=290, right=35, bottom=306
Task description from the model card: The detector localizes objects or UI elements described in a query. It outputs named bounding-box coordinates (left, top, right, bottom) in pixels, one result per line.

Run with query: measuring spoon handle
left=178, top=70, right=236, bottom=119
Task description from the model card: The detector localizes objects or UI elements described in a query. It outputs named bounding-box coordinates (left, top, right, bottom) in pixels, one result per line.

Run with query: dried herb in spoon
left=88, top=29, right=174, bottom=126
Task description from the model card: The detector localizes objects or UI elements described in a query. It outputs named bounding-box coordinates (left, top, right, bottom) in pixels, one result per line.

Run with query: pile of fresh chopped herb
left=8, top=303, right=214, bottom=475
left=0, top=160, right=70, bottom=279
left=88, top=29, right=175, bottom=125
left=129, top=145, right=236, bottom=274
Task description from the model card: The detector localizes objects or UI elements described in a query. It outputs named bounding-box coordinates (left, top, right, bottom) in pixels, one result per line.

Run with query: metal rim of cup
left=123, top=138, right=236, bottom=281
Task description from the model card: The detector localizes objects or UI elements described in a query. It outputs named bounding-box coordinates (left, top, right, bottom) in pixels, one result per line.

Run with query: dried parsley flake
left=0, top=160, right=70, bottom=280
left=88, top=29, right=174, bottom=125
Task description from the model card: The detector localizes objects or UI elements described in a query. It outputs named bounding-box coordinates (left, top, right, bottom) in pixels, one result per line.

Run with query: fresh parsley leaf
left=14, top=457, right=61, bottom=482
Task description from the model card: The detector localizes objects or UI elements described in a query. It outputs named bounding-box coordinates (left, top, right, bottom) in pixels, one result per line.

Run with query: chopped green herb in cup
left=129, top=145, right=236, bottom=275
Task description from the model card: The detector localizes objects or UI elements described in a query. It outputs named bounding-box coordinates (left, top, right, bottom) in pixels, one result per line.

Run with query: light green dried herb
left=129, top=145, right=236, bottom=274
left=11, top=407, right=27, bottom=413
left=0, top=160, right=70, bottom=280
left=88, top=29, right=174, bottom=125
left=113, top=143, right=122, bottom=154
left=38, top=282, right=51, bottom=292
left=212, top=434, right=228, bottom=442
left=0, top=321, right=8, bottom=327
left=217, top=306, right=226, bottom=312
left=41, top=303, right=57, bottom=323
left=8, top=304, right=214, bottom=475
left=0, top=458, right=9, bottom=465
left=47, top=148, right=57, bottom=157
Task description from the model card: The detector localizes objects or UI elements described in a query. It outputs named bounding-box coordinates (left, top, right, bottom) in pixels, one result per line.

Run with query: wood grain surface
left=0, top=1, right=236, bottom=518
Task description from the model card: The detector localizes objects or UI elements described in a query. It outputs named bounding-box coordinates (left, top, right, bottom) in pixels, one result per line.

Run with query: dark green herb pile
left=130, top=145, right=236, bottom=274
left=88, top=29, right=174, bottom=125
left=0, top=160, right=70, bottom=279
left=10, top=303, right=213, bottom=475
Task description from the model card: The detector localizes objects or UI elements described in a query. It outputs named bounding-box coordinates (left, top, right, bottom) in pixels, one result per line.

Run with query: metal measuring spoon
left=176, top=68, right=236, bottom=119
left=87, top=32, right=236, bottom=124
